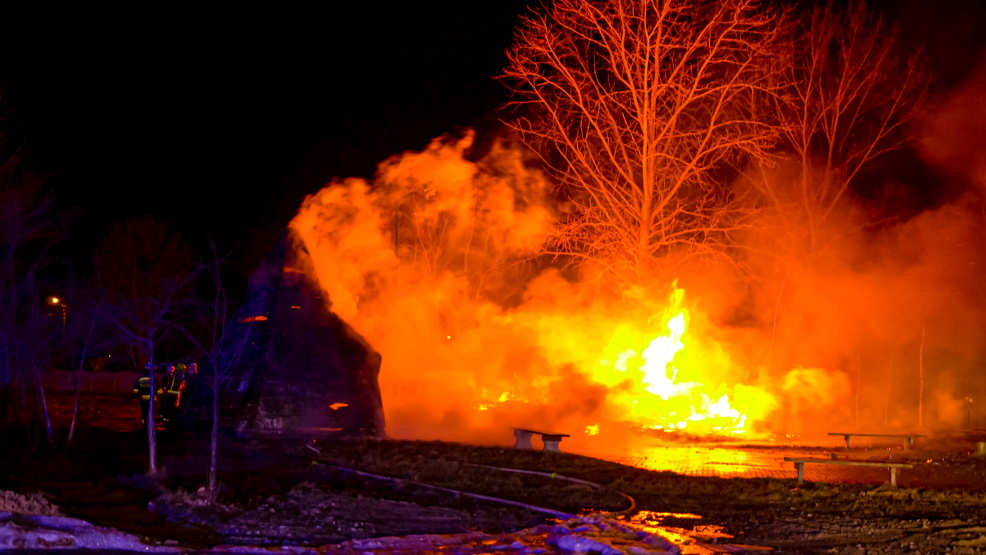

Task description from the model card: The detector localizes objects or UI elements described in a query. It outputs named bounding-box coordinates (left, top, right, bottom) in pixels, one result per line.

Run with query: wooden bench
left=513, top=428, right=571, bottom=452
left=828, top=432, right=926, bottom=449
left=784, top=457, right=913, bottom=487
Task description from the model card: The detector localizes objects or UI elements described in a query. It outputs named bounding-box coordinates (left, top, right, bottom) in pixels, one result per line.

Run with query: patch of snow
left=0, top=512, right=180, bottom=552
left=548, top=532, right=625, bottom=554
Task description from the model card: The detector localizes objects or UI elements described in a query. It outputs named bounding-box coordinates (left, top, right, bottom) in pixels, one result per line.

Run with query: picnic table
left=784, top=457, right=913, bottom=487
left=828, top=432, right=925, bottom=449
left=513, top=428, right=571, bottom=452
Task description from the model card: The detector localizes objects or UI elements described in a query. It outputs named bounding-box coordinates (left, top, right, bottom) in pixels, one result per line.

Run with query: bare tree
left=106, top=277, right=189, bottom=476
left=737, top=2, right=928, bottom=411
left=173, top=244, right=253, bottom=501
left=96, top=219, right=196, bottom=476
left=503, top=0, right=789, bottom=277
left=0, top=96, right=59, bottom=441
left=754, top=0, right=927, bottom=248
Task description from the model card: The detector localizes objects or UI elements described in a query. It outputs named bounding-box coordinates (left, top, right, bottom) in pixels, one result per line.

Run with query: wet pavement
left=590, top=436, right=986, bottom=490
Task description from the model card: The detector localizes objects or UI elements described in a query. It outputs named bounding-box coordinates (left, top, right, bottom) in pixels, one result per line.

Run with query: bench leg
left=890, top=467, right=898, bottom=488
left=542, top=438, right=561, bottom=452
left=844, top=435, right=851, bottom=449
left=795, top=462, right=805, bottom=485
left=514, top=430, right=534, bottom=450
left=906, top=436, right=914, bottom=449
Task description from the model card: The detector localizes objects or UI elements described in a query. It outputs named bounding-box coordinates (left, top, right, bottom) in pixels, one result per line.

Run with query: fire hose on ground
left=463, top=463, right=637, bottom=516
left=304, top=444, right=635, bottom=518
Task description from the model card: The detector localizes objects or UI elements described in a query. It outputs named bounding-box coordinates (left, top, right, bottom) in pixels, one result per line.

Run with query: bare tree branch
left=753, top=0, right=928, bottom=249
left=503, top=0, right=790, bottom=277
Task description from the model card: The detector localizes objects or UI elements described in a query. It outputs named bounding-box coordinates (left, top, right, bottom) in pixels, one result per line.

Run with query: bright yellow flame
left=475, top=283, right=776, bottom=437
left=640, top=312, right=687, bottom=399
left=584, top=283, right=776, bottom=436
left=48, top=296, right=60, bottom=305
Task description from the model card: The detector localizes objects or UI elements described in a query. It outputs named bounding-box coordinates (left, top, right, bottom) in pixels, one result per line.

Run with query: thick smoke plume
left=291, top=114, right=986, bottom=452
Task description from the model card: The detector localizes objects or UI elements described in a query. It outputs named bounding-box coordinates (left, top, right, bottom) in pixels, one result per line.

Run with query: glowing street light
left=47, top=295, right=67, bottom=332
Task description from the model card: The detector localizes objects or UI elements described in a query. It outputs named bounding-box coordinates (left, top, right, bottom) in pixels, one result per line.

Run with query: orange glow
left=287, top=132, right=786, bottom=448
left=328, top=402, right=349, bottom=411
left=291, top=135, right=777, bottom=448
left=288, top=130, right=962, bottom=450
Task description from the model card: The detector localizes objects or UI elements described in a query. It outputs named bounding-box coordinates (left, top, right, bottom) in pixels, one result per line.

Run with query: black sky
left=4, top=1, right=986, bottom=273
left=4, top=4, right=531, bottom=265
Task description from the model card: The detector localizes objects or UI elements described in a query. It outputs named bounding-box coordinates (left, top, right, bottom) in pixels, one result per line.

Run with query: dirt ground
left=4, top=392, right=986, bottom=553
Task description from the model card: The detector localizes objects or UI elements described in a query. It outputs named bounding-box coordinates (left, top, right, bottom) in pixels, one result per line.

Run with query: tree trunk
left=67, top=334, right=91, bottom=447
left=38, top=384, right=54, bottom=448
left=883, top=356, right=894, bottom=426
left=65, top=321, right=95, bottom=447
left=853, top=353, right=861, bottom=429
left=208, top=369, right=219, bottom=500
left=853, top=369, right=860, bottom=429
left=147, top=355, right=158, bottom=476
left=918, top=324, right=926, bottom=428
left=67, top=365, right=81, bottom=446
left=33, top=364, right=54, bottom=448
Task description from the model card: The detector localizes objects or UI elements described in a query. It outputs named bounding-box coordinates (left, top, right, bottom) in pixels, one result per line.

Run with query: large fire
left=537, top=283, right=777, bottom=437
left=290, top=130, right=986, bottom=451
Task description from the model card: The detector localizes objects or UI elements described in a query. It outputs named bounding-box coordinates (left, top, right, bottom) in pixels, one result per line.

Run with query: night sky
left=3, top=1, right=985, bottom=274
left=4, top=4, right=530, bottom=269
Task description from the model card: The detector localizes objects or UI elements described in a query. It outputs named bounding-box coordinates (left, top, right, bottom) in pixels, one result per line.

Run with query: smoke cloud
left=290, top=85, right=986, bottom=452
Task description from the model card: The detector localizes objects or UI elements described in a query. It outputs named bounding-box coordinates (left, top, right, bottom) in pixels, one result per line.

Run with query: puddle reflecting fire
left=625, top=511, right=772, bottom=554
left=594, top=441, right=831, bottom=478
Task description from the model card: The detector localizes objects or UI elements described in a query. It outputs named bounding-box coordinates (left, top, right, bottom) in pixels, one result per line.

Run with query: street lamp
left=47, top=296, right=67, bottom=332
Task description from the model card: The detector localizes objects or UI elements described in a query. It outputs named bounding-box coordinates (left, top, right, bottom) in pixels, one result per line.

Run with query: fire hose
left=463, top=463, right=636, bottom=516
left=304, top=444, right=635, bottom=518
